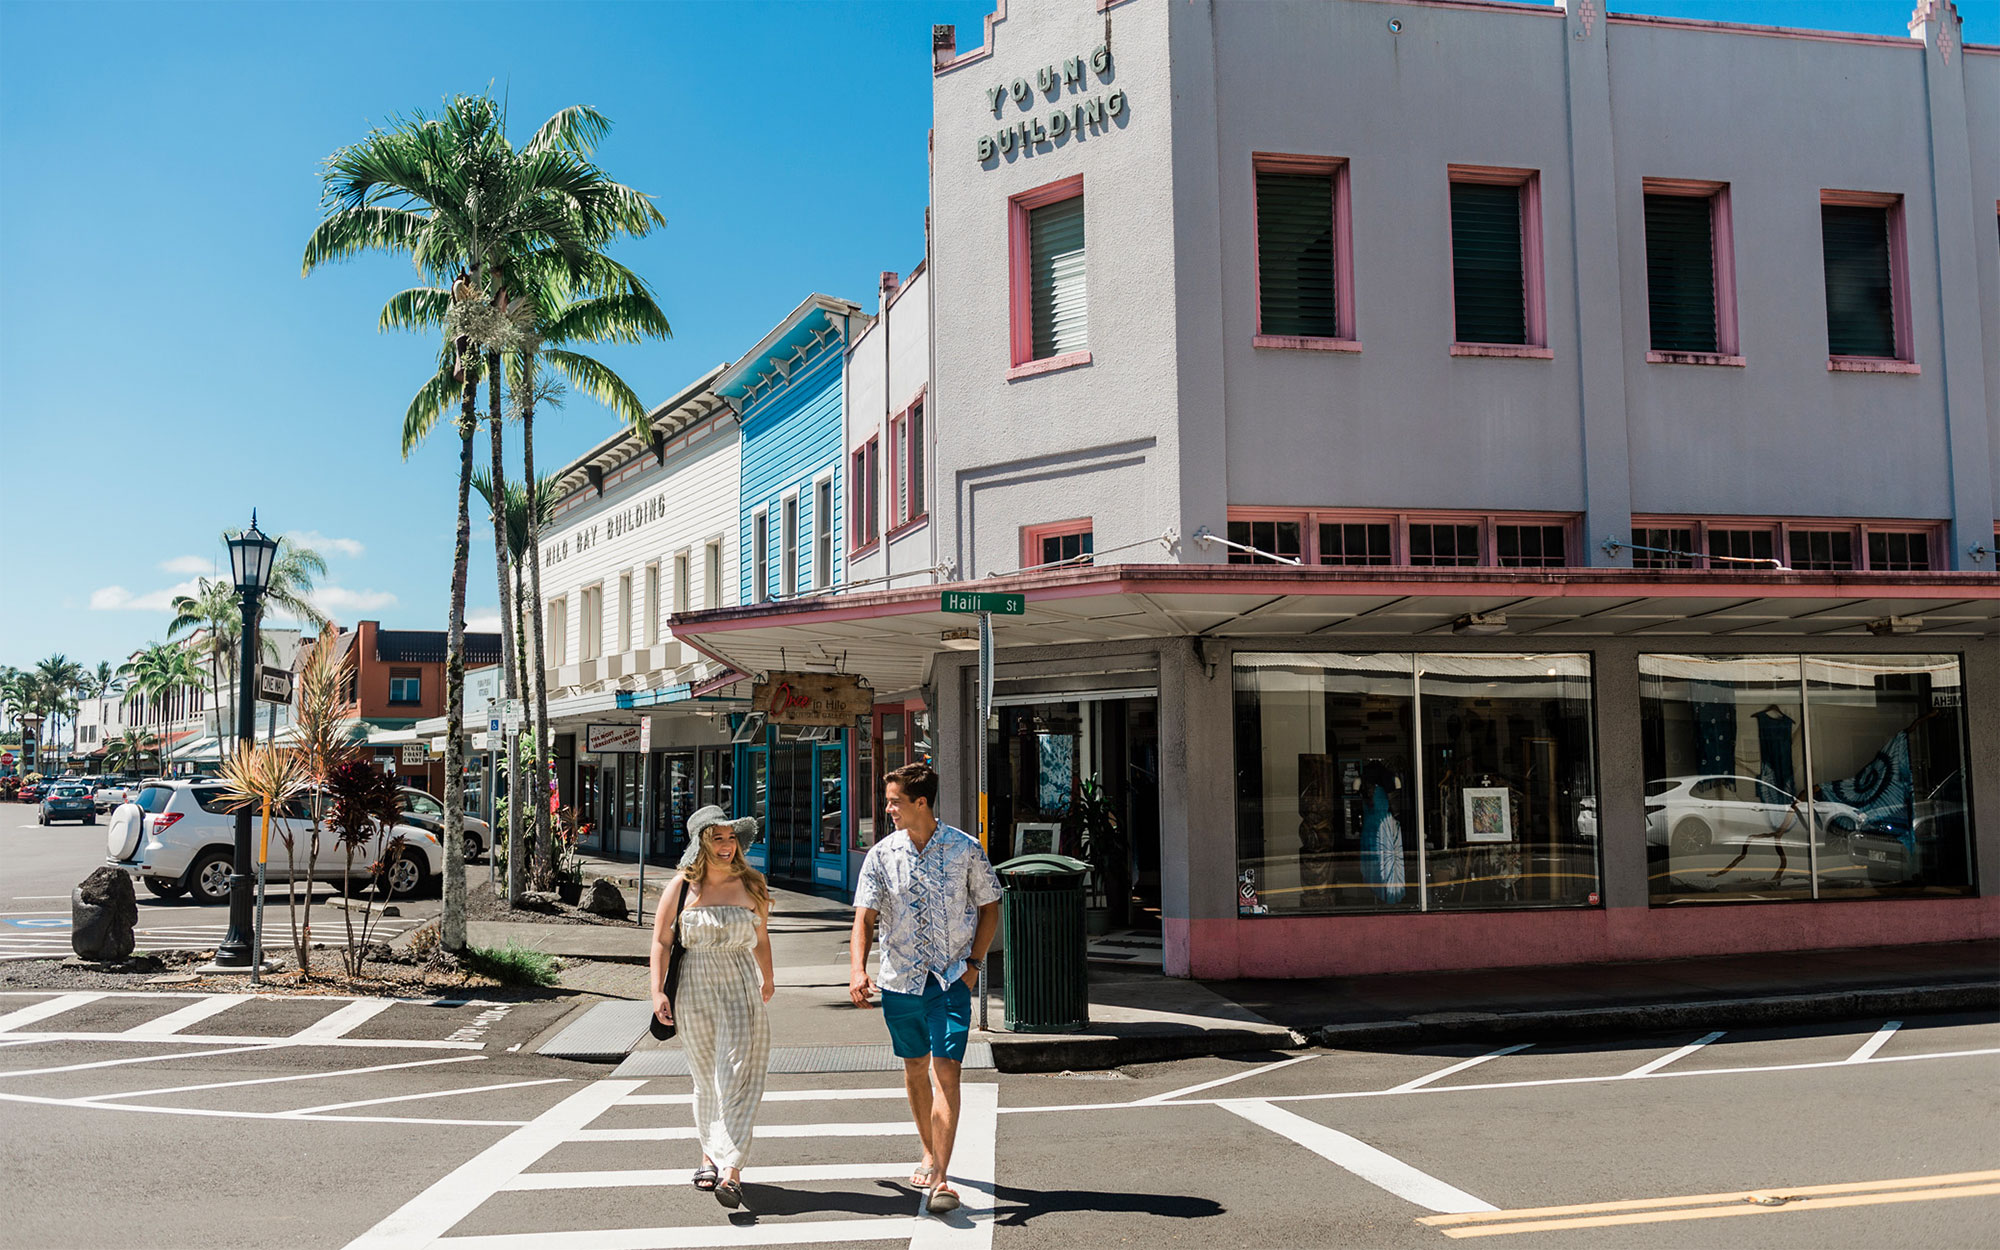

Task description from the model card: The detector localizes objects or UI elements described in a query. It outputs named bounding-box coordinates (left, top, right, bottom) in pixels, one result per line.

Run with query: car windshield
left=53, top=786, right=90, bottom=797
left=133, top=786, right=173, bottom=813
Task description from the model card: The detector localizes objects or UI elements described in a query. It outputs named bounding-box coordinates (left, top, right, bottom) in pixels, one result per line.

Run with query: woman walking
left=650, top=805, right=774, bottom=1209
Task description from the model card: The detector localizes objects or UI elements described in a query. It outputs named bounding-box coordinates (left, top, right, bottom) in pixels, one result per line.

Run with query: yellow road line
left=1419, top=1174, right=2000, bottom=1239
left=1419, top=1168, right=2000, bottom=1226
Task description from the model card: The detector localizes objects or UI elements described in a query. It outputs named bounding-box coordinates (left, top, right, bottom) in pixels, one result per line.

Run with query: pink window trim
left=1023, top=517, right=1094, bottom=568
left=887, top=412, right=906, bottom=530
left=1008, top=173, right=1085, bottom=368
left=1630, top=515, right=1949, bottom=571
left=1821, top=188, right=1915, bottom=363
left=1251, top=152, right=1357, bottom=344
left=1255, top=335, right=1363, bottom=353
left=1447, top=164, right=1546, bottom=350
left=1642, top=178, right=1739, bottom=357
left=1451, top=343, right=1554, bottom=359
left=848, top=437, right=880, bottom=555
left=1006, top=350, right=1092, bottom=381
left=1828, top=357, right=1921, bottom=375
left=1647, top=350, right=1746, bottom=367
left=1227, top=506, right=1580, bottom=568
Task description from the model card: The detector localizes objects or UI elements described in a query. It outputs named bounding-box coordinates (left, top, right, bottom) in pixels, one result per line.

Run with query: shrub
left=463, top=940, right=563, bottom=988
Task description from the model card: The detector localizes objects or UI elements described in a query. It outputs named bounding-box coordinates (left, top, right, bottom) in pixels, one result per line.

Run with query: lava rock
left=583, top=879, right=630, bottom=918
left=72, top=867, right=138, bottom=962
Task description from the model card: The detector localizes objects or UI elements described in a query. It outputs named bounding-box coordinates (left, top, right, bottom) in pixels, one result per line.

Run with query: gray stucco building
left=674, top=0, right=1998, bottom=979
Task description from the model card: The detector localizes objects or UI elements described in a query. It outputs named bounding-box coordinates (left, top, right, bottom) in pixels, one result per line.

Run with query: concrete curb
left=984, top=1026, right=1308, bottom=1073
left=1305, top=981, right=2000, bottom=1049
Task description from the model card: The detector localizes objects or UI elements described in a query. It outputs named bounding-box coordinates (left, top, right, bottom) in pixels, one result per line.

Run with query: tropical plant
left=118, top=642, right=203, bottom=767
left=32, top=655, right=85, bottom=763
left=306, top=91, right=664, bottom=953
left=215, top=741, right=309, bottom=981
left=1075, top=774, right=1131, bottom=929
left=168, top=579, right=242, bottom=749
left=103, top=727, right=163, bottom=776
left=324, top=759, right=406, bottom=976
left=277, top=626, right=359, bottom=976
left=84, top=662, right=119, bottom=700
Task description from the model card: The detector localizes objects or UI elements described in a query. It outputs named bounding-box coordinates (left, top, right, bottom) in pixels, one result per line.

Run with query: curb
left=1305, top=981, right=2000, bottom=1049
left=984, top=1026, right=1307, bottom=1073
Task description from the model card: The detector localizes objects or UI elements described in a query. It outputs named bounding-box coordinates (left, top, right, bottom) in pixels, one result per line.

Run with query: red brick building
left=322, top=620, right=502, bottom=795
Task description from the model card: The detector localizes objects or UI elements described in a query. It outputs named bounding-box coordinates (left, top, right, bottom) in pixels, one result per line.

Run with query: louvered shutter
left=1643, top=194, right=1717, bottom=353
left=1257, top=172, right=1338, bottom=337
left=1450, top=182, right=1526, bottom=345
left=1821, top=205, right=1895, bottom=357
left=1030, top=195, right=1087, bottom=358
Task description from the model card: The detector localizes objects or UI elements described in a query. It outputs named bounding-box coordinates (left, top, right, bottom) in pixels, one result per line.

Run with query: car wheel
left=464, top=832, right=483, bottom=862
left=142, top=875, right=187, bottom=900
left=38, top=812, right=48, bottom=826
left=385, top=852, right=429, bottom=900
left=1670, top=818, right=1713, bottom=859
left=187, top=850, right=235, bottom=904
left=85, top=813, right=96, bottom=826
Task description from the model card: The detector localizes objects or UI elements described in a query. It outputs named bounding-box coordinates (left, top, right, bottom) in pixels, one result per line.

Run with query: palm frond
left=542, top=292, right=672, bottom=345
left=544, top=348, right=650, bottom=438
left=379, top=286, right=452, bottom=333
left=525, top=105, right=611, bottom=157
left=402, top=361, right=463, bottom=457
left=299, top=206, right=430, bottom=275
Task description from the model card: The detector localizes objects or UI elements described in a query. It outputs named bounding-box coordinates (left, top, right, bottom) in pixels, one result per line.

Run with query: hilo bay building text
left=523, top=0, right=1997, bottom=980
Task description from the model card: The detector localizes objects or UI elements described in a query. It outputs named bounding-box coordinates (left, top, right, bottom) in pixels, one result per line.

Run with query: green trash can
left=995, top=853, right=1090, bottom=1033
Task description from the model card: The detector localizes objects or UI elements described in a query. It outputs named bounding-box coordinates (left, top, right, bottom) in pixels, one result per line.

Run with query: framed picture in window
left=1462, top=787, right=1514, bottom=843
left=1014, top=822, right=1060, bottom=855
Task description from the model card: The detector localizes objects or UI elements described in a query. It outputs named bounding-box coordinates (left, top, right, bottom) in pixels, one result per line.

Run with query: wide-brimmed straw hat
left=685, top=804, right=759, bottom=844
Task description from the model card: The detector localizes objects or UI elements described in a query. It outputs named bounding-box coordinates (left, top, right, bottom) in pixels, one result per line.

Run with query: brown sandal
left=927, top=1182, right=960, bottom=1213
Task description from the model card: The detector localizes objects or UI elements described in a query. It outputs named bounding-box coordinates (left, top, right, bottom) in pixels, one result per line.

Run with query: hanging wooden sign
left=752, top=671, right=872, bottom=726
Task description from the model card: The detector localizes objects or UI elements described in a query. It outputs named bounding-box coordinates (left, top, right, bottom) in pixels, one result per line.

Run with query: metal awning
left=667, top=564, right=2000, bottom=695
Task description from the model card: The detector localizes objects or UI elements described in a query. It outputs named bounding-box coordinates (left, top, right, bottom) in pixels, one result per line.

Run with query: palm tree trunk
left=485, top=349, right=524, bottom=908
left=509, top=560, right=529, bottom=900
left=441, top=345, right=476, bottom=954
left=521, top=380, right=555, bottom=891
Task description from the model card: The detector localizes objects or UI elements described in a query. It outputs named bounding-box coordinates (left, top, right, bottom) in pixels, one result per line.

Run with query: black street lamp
left=211, top=512, right=278, bottom=969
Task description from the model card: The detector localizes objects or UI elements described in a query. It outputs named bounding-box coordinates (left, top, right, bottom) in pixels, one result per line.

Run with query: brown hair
left=681, top=822, right=772, bottom=914
left=884, top=762, right=938, bottom=808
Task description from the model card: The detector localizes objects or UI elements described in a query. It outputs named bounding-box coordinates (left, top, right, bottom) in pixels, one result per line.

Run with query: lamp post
left=211, top=512, right=278, bottom=970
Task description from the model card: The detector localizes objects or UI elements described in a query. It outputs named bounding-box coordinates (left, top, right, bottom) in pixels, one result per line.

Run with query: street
left=0, top=988, right=1993, bottom=1249
left=0, top=805, right=436, bottom=961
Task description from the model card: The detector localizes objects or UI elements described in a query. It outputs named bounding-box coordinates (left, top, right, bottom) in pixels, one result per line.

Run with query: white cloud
left=159, top=555, right=215, bottom=576
left=284, top=530, right=366, bottom=559
left=89, top=579, right=204, bottom=612
left=463, top=610, right=504, bottom=634
left=309, top=586, right=399, bottom=614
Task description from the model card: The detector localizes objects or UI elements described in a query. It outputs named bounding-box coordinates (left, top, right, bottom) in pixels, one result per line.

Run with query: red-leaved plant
left=325, top=760, right=407, bottom=976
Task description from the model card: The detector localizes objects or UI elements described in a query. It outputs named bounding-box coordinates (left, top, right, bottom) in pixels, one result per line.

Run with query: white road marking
left=437, top=1220, right=918, bottom=1249
left=1222, top=1097, right=1496, bottom=1214
left=1, top=1029, right=481, bottom=1050
left=1845, top=1020, right=1902, bottom=1064
left=89, top=1055, right=485, bottom=1102
left=290, top=1078, right=571, bottom=1116
left=1620, top=1031, right=1725, bottom=1078
left=122, top=994, right=246, bottom=1036
left=292, top=998, right=397, bottom=1041
left=0, top=993, right=104, bottom=1033
left=1132, top=1053, right=1317, bottom=1105
left=502, top=1162, right=919, bottom=1191
left=0, top=1043, right=285, bottom=1079
left=572, top=1119, right=915, bottom=1142
left=345, top=1079, right=642, bottom=1250
left=620, top=1086, right=910, bottom=1106
left=0, top=1088, right=524, bottom=1127
left=915, top=1078, right=998, bottom=1248
left=1388, top=1044, right=1533, bottom=1093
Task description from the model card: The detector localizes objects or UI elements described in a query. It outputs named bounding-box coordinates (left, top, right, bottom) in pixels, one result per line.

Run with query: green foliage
left=463, top=940, right=563, bottom=988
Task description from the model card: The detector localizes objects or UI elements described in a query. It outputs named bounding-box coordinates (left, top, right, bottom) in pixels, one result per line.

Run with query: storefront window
left=853, top=715, right=875, bottom=851
left=1641, top=654, right=1971, bottom=903
left=818, top=745, right=844, bottom=855
left=1234, top=654, right=1597, bottom=915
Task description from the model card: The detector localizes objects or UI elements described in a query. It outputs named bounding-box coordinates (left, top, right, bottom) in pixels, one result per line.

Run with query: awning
left=668, top=564, right=2000, bottom=695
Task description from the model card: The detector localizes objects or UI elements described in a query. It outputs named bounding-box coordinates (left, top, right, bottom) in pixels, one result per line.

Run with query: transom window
left=1631, top=517, right=1941, bottom=571
left=1228, top=511, right=1574, bottom=568
left=1024, top=520, right=1093, bottom=568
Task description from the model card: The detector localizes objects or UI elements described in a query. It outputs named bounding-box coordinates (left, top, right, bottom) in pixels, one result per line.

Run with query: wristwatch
left=965, top=957, right=983, bottom=970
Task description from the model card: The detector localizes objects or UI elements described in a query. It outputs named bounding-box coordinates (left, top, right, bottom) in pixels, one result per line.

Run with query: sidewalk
left=467, top=877, right=1999, bottom=1071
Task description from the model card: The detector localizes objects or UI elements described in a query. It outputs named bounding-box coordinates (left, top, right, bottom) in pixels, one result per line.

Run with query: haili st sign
left=976, top=44, right=1127, bottom=165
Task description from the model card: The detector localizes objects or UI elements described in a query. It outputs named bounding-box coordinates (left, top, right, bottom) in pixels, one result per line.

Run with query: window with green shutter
left=1257, top=171, right=1338, bottom=338
left=1029, top=194, right=1087, bottom=359
left=1644, top=193, right=1718, bottom=353
left=1451, top=181, right=1527, bottom=345
left=1821, top=203, right=1896, bottom=358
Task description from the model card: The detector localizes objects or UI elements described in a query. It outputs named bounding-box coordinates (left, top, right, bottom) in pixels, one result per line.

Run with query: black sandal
left=715, top=1179, right=743, bottom=1209
left=693, top=1162, right=719, bottom=1191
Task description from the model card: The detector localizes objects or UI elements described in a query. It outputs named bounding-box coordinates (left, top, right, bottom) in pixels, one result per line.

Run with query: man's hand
left=849, top=968, right=877, bottom=1009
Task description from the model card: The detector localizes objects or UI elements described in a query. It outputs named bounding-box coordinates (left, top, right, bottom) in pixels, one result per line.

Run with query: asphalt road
left=0, top=993, right=1993, bottom=1250
left=1, top=805, right=450, bottom=960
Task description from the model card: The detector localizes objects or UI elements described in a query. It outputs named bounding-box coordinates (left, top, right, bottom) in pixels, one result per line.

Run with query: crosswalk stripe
left=436, top=1217, right=918, bottom=1249
left=571, top=1120, right=915, bottom=1142
left=1619, top=1031, right=1725, bottom=1078
left=914, top=1079, right=998, bottom=1248
left=1222, top=1098, right=1495, bottom=1214
left=292, top=998, right=396, bottom=1041
left=0, top=993, right=104, bottom=1033
left=620, top=1088, right=910, bottom=1106
left=122, top=995, right=244, bottom=1037
left=503, top=1162, right=918, bottom=1191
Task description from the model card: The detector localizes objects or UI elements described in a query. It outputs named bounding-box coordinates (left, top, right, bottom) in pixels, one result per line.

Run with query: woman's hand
left=652, top=995, right=673, bottom=1027
left=761, top=978, right=776, bottom=1004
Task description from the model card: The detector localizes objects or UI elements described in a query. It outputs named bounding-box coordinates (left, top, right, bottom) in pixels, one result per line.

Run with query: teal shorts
left=881, top=976, right=972, bottom=1061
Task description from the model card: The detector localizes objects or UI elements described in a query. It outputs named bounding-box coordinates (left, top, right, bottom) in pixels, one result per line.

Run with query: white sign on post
left=639, top=715, right=654, bottom=754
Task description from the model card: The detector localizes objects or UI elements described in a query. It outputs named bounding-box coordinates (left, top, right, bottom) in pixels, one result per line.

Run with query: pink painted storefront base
left=1164, top=896, right=1999, bottom=980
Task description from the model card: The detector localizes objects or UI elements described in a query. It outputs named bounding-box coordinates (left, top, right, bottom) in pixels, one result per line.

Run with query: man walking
left=849, top=762, right=1001, bottom=1213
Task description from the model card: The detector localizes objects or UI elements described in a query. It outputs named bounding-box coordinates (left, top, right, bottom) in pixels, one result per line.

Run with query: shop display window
left=1640, top=654, right=1971, bottom=904
left=1233, top=653, right=1598, bottom=916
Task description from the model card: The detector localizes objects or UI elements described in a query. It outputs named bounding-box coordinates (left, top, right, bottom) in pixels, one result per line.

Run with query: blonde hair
left=681, top=823, right=772, bottom=914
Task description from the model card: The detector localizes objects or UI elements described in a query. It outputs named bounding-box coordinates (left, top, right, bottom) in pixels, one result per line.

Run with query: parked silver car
left=397, top=785, right=491, bottom=862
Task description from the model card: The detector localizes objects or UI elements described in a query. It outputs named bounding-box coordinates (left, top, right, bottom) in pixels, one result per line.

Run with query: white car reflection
left=1644, top=775, right=1865, bottom=857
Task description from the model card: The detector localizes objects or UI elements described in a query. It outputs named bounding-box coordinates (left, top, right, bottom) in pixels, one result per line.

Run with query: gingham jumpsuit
left=677, top=905, right=770, bottom=1169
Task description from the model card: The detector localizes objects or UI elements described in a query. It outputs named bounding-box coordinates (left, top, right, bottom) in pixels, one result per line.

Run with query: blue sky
left=1, top=0, right=1992, bottom=677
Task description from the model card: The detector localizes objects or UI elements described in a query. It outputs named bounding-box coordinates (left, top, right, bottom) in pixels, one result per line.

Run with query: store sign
left=586, top=722, right=643, bottom=754
left=545, top=490, right=675, bottom=569
left=977, top=45, right=1126, bottom=164
left=257, top=665, right=294, bottom=705
left=400, top=744, right=429, bottom=767
left=753, top=672, right=872, bottom=727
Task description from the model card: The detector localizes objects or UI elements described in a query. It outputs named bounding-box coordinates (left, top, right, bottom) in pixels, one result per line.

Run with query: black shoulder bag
left=648, top=883, right=688, bottom=1041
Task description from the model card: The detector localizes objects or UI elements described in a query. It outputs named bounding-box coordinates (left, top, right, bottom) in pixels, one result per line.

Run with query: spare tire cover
left=107, top=804, right=144, bottom=861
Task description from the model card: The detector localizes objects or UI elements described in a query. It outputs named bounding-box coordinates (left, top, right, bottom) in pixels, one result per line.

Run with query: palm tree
left=32, top=656, right=85, bottom=765
left=103, top=727, right=163, bottom=777
left=118, top=643, right=203, bottom=769
left=305, top=92, right=664, bottom=951
left=168, top=579, right=241, bottom=750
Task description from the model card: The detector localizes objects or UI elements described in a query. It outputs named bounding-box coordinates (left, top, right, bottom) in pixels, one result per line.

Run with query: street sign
left=752, top=672, right=873, bottom=726
left=638, top=715, right=654, bottom=754
left=257, top=665, right=294, bottom=705
left=472, top=731, right=492, bottom=750
left=941, top=591, right=1025, bottom=616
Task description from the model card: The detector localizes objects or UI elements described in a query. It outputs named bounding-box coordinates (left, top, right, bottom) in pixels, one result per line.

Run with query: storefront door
left=766, top=739, right=814, bottom=884
left=653, top=751, right=696, bottom=859
left=812, top=742, right=846, bottom=889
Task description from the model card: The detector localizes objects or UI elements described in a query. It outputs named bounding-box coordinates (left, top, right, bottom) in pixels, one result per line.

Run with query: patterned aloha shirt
left=855, top=824, right=1003, bottom=995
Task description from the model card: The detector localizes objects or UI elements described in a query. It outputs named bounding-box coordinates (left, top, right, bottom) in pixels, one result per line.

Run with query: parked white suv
left=105, top=780, right=445, bottom=904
